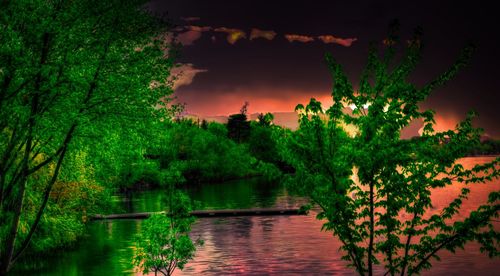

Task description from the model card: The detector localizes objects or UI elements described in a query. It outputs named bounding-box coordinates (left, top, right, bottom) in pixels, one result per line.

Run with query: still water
left=12, top=157, right=500, bottom=275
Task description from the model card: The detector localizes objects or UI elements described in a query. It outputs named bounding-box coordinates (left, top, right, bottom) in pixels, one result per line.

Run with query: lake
left=11, top=157, right=500, bottom=275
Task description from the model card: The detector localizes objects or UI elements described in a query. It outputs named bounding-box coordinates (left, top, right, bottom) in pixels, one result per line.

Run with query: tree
left=283, top=21, right=499, bottom=275
left=134, top=187, right=201, bottom=276
left=227, top=102, right=251, bottom=143
left=257, top=112, right=274, bottom=127
left=249, top=113, right=280, bottom=165
left=200, top=119, right=208, bottom=130
left=0, top=1, right=176, bottom=272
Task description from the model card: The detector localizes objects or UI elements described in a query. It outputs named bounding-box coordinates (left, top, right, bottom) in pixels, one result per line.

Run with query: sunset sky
left=148, top=0, right=499, bottom=138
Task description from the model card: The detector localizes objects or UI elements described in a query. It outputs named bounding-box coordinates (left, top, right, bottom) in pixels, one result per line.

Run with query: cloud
left=177, top=31, right=201, bottom=46
left=176, top=25, right=211, bottom=46
left=174, top=24, right=357, bottom=48
left=186, top=26, right=211, bottom=32
left=317, top=35, right=357, bottom=47
left=170, top=63, right=208, bottom=90
left=181, top=16, right=201, bottom=22
left=284, top=34, right=314, bottom=43
left=214, top=27, right=247, bottom=44
left=250, top=28, right=277, bottom=41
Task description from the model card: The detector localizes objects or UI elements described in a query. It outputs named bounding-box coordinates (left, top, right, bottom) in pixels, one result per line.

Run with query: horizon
left=150, top=0, right=500, bottom=138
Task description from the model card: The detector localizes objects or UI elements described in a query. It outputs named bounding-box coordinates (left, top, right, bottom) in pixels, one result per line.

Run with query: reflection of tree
left=188, top=178, right=282, bottom=210
left=207, top=216, right=255, bottom=274
left=253, top=180, right=282, bottom=208
left=13, top=221, right=140, bottom=274
left=258, top=217, right=275, bottom=233
left=87, top=221, right=142, bottom=274
left=235, top=217, right=255, bottom=238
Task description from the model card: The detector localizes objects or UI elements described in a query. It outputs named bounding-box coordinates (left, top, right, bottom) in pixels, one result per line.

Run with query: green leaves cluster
left=153, top=120, right=280, bottom=183
left=1, top=0, right=177, bottom=272
left=134, top=189, right=202, bottom=276
left=284, top=21, right=499, bottom=275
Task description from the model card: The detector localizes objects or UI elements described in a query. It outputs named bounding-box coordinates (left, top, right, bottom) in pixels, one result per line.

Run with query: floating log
left=91, top=208, right=304, bottom=220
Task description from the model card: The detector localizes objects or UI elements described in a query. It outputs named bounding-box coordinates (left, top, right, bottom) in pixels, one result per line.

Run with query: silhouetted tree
left=200, top=119, right=208, bottom=130
left=227, top=102, right=251, bottom=143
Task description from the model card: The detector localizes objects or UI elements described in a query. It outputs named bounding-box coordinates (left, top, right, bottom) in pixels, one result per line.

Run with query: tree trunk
left=368, top=180, right=374, bottom=276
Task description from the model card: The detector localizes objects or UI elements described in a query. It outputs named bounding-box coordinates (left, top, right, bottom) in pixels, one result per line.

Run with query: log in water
left=91, top=208, right=304, bottom=220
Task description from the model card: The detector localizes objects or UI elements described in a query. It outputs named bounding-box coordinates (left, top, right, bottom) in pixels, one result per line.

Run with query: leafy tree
left=0, top=0, right=176, bottom=272
left=207, top=121, right=228, bottom=138
left=283, top=22, right=499, bottom=276
left=249, top=124, right=278, bottom=164
left=134, top=188, right=201, bottom=276
left=248, top=114, right=285, bottom=170
left=257, top=112, right=274, bottom=127
left=155, top=121, right=263, bottom=183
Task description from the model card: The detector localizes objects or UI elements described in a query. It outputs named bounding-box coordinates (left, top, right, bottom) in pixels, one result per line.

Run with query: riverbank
left=10, top=165, right=500, bottom=275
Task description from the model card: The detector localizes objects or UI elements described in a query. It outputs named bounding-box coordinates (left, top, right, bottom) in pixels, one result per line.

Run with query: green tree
left=0, top=1, right=176, bottom=272
left=283, top=22, right=499, bottom=275
left=155, top=121, right=260, bottom=183
left=134, top=188, right=201, bottom=276
left=257, top=112, right=274, bottom=127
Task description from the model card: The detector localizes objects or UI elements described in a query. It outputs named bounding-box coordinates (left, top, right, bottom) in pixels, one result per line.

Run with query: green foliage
left=257, top=112, right=275, bottom=127
left=16, top=149, right=112, bottom=255
left=0, top=0, right=176, bottom=272
left=119, top=161, right=163, bottom=188
left=468, top=139, right=500, bottom=156
left=283, top=22, right=499, bottom=276
left=248, top=119, right=291, bottom=175
left=248, top=122, right=279, bottom=164
left=134, top=189, right=201, bottom=276
left=154, top=121, right=266, bottom=183
left=207, top=121, right=228, bottom=138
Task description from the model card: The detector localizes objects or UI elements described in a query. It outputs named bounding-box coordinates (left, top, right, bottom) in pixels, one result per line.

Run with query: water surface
left=12, top=157, right=500, bottom=275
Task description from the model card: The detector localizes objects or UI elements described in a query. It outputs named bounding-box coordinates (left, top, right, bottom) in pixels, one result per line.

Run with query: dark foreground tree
left=283, top=22, right=499, bottom=275
left=0, top=1, right=175, bottom=272
left=227, top=102, right=251, bottom=143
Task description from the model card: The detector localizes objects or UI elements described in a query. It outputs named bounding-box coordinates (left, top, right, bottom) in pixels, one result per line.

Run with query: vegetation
left=0, top=0, right=176, bottom=272
left=134, top=188, right=201, bottom=276
left=148, top=119, right=282, bottom=184
left=282, top=22, right=499, bottom=275
left=468, top=139, right=500, bottom=156
left=1, top=1, right=497, bottom=274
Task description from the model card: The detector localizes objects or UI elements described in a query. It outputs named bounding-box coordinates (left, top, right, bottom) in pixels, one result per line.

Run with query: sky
left=148, top=0, right=499, bottom=138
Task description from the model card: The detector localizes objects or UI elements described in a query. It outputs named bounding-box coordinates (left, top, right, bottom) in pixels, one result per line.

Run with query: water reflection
left=123, top=177, right=289, bottom=213
left=11, top=158, right=500, bottom=275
